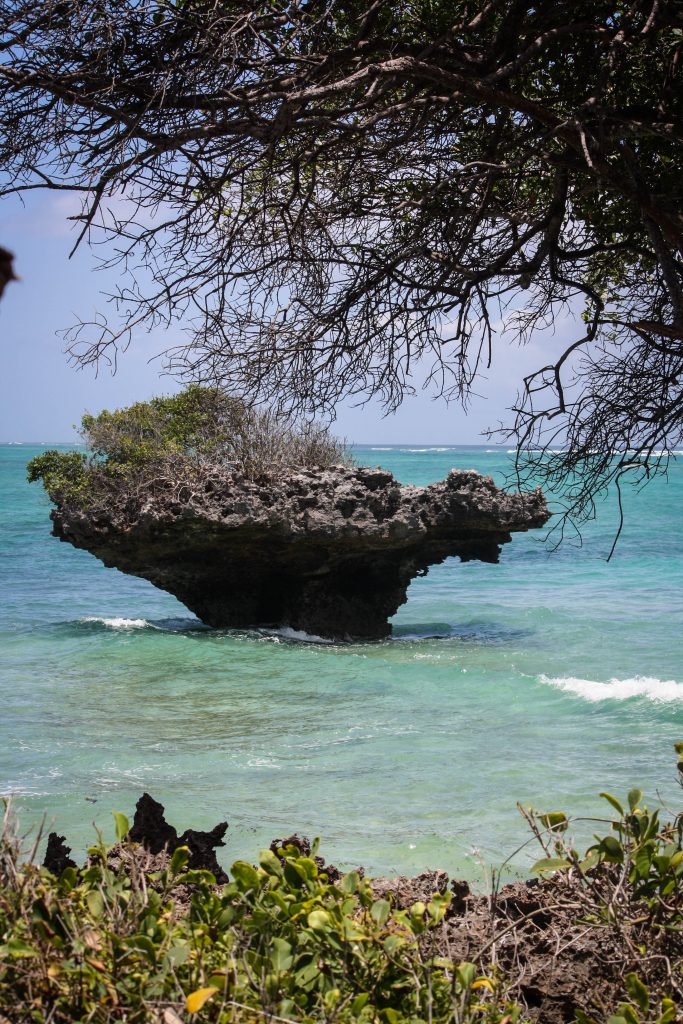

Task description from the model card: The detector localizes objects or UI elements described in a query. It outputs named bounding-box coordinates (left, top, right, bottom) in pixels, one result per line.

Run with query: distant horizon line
left=0, top=439, right=506, bottom=448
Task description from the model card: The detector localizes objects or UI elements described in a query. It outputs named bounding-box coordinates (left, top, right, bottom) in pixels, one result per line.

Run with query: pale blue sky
left=1, top=191, right=573, bottom=444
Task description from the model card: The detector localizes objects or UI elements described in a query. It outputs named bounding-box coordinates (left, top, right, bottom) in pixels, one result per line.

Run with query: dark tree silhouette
left=0, top=247, right=15, bottom=299
left=1, top=0, right=682, bottom=537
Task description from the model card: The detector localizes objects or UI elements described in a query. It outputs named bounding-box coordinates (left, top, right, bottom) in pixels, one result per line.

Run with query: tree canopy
left=2, top=0, right=683, bottom=533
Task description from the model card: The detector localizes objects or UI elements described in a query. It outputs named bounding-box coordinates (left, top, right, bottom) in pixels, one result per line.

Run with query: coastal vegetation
left=3, top=751, right=683, bottom=1023
left=27, top=387, right=350, bottom=507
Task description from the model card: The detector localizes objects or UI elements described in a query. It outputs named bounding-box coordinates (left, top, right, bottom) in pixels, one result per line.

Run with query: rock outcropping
left=50, top=465, right=549, bottom=640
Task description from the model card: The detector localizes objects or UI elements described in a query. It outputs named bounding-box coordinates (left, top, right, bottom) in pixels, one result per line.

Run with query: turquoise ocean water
left=1, top=442, right=682, bottom=881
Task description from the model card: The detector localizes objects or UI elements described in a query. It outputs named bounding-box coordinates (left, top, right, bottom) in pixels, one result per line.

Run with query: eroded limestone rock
left=50, top=465, right=549, bottom=640
left=43, top=832, right=77, bottom=875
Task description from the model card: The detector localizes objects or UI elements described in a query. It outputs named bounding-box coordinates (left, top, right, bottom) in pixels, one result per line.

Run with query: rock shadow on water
left=62, top=616, right=536, bottom=650
left=391, top=620, right=535, bottom=645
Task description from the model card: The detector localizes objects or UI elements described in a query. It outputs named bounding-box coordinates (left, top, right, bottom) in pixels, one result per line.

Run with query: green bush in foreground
left=0, top=814, right=518, bottom=1024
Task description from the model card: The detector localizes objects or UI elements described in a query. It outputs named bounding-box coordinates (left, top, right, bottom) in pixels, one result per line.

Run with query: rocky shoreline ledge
left=50, top=465, right=549, bottom=640
left=38, top=793, right=668, bottom=1024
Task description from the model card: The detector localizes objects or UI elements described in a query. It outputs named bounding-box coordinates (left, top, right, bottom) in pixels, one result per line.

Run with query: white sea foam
left=637, top=450, right=683, bottom=458
left=270, top=626, right=334, bottom=644
left=540, top=674, right=683, bottom=703
left=370, top=447, right=394, bottom=451
left=82, top=616, right=154, bottom=630
left=81, top=615, right=208, bottom=632
left=402, top=447, right=452, bottom=453
left=506, top=447, right=683, bottom=458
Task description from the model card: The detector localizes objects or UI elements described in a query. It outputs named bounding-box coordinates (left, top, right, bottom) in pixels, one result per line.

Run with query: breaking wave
left=81, top=616, right=153, bottom=629
left=79, top=616, right=207, bottom=632
left=268, top=626, right=334, bottom=645
left=539, top=674, right=683, bottom=703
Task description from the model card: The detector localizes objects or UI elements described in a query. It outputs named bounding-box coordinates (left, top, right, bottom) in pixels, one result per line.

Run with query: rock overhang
left=50, top=464, right=550, bottom=640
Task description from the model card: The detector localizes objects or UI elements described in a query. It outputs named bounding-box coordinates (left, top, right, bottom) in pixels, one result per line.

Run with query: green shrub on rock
left=80, top=387, right=349, bottom=475
left=80, top=387, right=246, bottom=468
left=27, top=387, right=351, bottom=508
left=26, top=449, right=89, bottom=504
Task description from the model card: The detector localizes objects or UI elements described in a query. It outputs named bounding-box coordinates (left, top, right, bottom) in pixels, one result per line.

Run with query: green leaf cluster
left=531, top=783, right=683, bottom=906
left=80, top=387, right=246, bottom=468
left=26, top=450, right=89, bottom=505
left=575, top=972, right=676, bottom=1024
